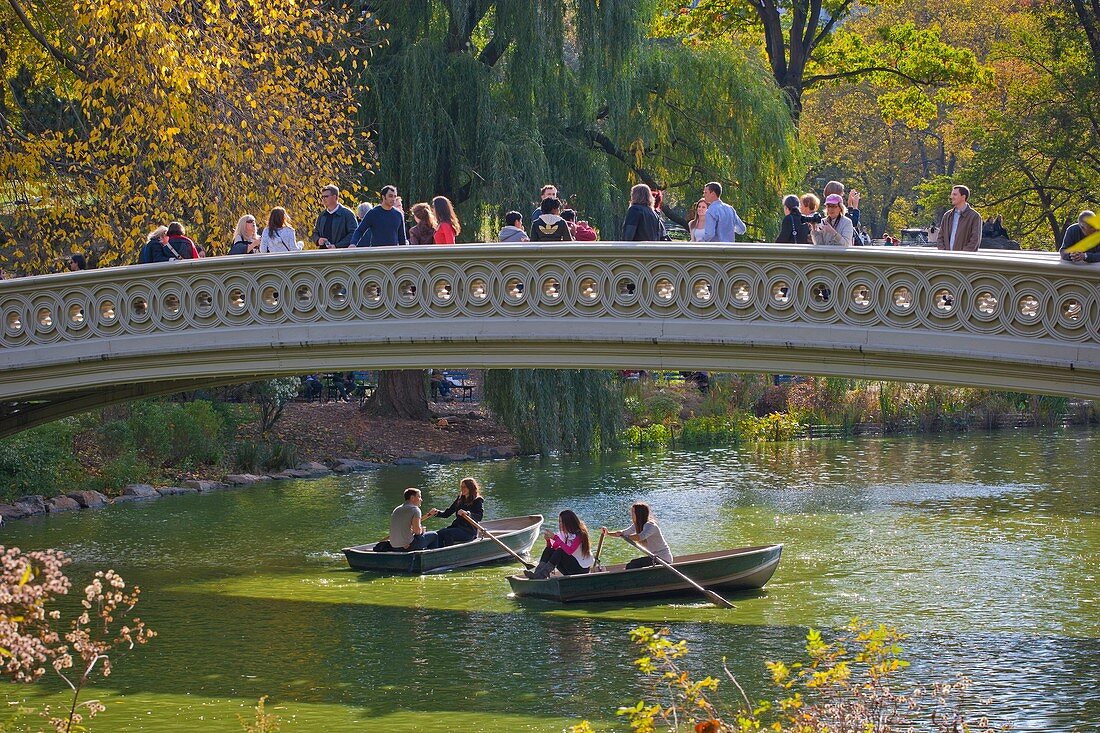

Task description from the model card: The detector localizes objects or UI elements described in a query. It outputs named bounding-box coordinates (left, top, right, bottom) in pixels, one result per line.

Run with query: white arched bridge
left=0, top=243, right=1097, bottom=437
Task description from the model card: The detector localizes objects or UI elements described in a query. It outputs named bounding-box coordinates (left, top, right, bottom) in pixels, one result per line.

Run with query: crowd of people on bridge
left=22, top=177, right=1096, bottom=278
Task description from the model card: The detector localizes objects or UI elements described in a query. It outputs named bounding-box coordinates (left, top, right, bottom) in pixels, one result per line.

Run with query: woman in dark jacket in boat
left=426, top=477, right=484, bottom=547
left=526, top=509, right=595, bottom=579
left=602, top=502, right=673, bottom=569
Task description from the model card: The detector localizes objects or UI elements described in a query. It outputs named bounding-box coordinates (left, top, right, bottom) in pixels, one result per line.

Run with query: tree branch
left=804, top=66, right=931, bottom=88
left=477, top=33, right=509, bottom=67
left=580, top=127, right=666, bottom=191
left=5, top=0, right=87, bottom=81
left=810, top=0, right=852, bottom=51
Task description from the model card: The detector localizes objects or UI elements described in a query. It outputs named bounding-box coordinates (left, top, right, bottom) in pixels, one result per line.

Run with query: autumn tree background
left=1, top=0, right=379, bottom=272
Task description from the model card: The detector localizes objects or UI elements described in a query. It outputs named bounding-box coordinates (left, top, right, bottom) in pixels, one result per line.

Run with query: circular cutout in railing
left=5, top=311, right=22, bottom=333
left=616, top=277, right=637, bottom=299
left=851, top=283, right=872, bottom=308
left=469, top=278, right=488, bottom=301
left=295, top=284, right=313, bottom=307
left=261, top=287, right=279, bottom=309
left=771, top=281, right=790, bottom=305
left=810, top=282, right=831, bottom=305
left=68, top=304, right=86, bottom=327
left=543, top=278, right=561, bottom=301
left=364, top=281, right=383, bottom=305
left=164, top=293, right=182, bottom=316
left=329, top=282, right=349, bottom=308
left=228, top=288, right=246, bottom=310
left=730, top=280, right=752, bottom=306
left=398, top=280, right=417, bottom=303
left=36, top=307, right=53, bottom=330
left=654, top=277, right=675, bottom=302
left=195, top=291, right=213, bottom=313
left=99, top=300, right=117, bottom=323
left=1061, top=297, right=1083, bottom=325
left=506, top=278, right=526, bottom=302
left=434, top=280, right=453, bottom=302
left=932, top=288, right=955, bottom=314
left=579, top=277, right=599, bottom=303
left=1017, top=294, right=1040, bottom=320
left=692, top=279, right=712, bottom=302
left=132, top=296, right=149, bottom=317
left=975, top=291, right=998, bottom=316
left=892, top=286, right=913, bottom=311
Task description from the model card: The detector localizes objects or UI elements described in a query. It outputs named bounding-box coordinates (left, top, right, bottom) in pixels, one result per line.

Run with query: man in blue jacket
left=312, top=185, right=358, bottom=249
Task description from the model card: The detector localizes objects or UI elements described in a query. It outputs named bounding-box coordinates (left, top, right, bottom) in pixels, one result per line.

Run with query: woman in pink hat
left=812, top=193, right=854, bottom=247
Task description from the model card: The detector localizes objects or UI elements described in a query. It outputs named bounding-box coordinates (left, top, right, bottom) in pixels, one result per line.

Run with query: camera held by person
left=800, top=211, right=823, bottom=225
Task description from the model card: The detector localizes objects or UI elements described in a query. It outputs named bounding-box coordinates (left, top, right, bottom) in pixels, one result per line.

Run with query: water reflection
left=2, top=429, right=1097, bottom=731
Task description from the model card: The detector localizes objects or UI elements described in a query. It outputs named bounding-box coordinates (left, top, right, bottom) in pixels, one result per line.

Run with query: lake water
left=2, top=431, right=1097, bottom=731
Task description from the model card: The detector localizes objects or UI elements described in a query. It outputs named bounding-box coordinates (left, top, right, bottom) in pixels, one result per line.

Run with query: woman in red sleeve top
left=432, top=196, right=460, bottom=244
left=526, top=510, right=594, bottom=579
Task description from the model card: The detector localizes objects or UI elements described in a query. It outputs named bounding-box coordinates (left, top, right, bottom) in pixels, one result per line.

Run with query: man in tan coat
left=936, top=184, right=983, bottom=252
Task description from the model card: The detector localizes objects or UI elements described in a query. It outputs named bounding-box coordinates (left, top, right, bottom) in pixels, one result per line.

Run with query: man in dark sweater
left=1060, top=210, right=1100, bottom=263
left=351, top=185, right=407, bottom=247
left=312, top=185, right=359, bottom=249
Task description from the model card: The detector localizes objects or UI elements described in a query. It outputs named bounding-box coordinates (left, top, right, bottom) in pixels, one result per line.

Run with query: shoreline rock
left=0, top=449, right=528, bottom=524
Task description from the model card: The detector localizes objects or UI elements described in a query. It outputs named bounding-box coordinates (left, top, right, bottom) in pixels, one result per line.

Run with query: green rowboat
left=507, top=543, right=783, bottom=602
left=343, top=514, right=543, bottom=574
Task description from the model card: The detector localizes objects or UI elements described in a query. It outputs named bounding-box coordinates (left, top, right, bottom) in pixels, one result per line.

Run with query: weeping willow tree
left=361, top=0, right=802, bottom=432
left=484, top=370, right=624, bottom=454
left=360, top=0, right=802, bottom=236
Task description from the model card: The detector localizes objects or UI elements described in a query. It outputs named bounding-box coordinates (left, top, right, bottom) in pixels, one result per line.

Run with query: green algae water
left=2, top=430, right=1098, bottom=731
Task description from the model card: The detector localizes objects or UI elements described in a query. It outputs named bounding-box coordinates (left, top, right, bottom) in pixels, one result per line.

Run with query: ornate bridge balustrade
left=0, top=243, right=1097, bottom=436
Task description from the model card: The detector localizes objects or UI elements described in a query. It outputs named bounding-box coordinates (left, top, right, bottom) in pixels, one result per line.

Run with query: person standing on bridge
left=407, top=203, right=438, bottom=245
left=166, top=222, right=200, bottom=260
left=229, top=215, right=261, bottom=255
left=1060, top=211, right=1100, bottom=263
left=621, top=184, right=664, bottom=241
left=260, top=208, right=301, bottom=253
left=936, top=185, right=983, bottom=252
left=432, top=196, right=461, bottom=244
left=702, top=181, right=747, bottom=243
left=312, top=185, right=358, bottom=249
left=350, top=185, right=407, bottom=247
left=532, top=183, right=559, bottom=222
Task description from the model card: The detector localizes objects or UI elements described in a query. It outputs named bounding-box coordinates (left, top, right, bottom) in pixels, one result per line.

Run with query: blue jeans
left=410, top=532, right=440, bottom=550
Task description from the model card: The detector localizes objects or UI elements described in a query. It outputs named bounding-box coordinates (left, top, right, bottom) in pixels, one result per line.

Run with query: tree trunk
left=364, top=370, right=431, bottom=419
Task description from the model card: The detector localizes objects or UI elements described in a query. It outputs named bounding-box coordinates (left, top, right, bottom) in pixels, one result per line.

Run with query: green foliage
left=248, top=379, right=300, bottom=435
left=484, top=369, right=624, bottom=455
left=581, top=622, right=1000, bottom=733
left=0, top=419, right=82, bottom=501
left=85, top=450, right=153, bottom=492
left=624, top=424, right=674, bottom=449
left=643, top=394, right=681, bottom=424
left=680, top=416, right=740, bottom=446
left=363, top=0, right=802, bottom=239
left=232, top=441, right=299, bottom=474
left=122, top=400, right=229, bottom=468
left=736, top=413, right=803, bottom=442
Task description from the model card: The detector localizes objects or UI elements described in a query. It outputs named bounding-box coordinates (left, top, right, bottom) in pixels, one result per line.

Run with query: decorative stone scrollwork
left=0, top=244, right=1096, bottom=400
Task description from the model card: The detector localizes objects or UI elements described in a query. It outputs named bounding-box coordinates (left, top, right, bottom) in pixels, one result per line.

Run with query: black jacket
left=621, top=204, right=664, bottom=241
left=312, top=204, right=359, bottom=248
left=777, top=213, right=811, bottom=244
left=438, top=496, right=484, bottom=531
left=531, top=214, right=573, bottom=242
left=1060, top=223, right=1100, bottom=262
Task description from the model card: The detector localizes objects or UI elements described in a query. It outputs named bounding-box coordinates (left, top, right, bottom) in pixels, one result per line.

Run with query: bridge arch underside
left=2, top=244, right=1098, bottom=438
left=2, top=317, right=1097, bottom=438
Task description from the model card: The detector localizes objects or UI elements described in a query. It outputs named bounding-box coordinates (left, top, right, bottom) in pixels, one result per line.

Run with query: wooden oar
left=621, top=535, right=733, bottom=609
left=460, top=511, right=536, bottom=570
left=593, top=528, right=607, bottom=571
